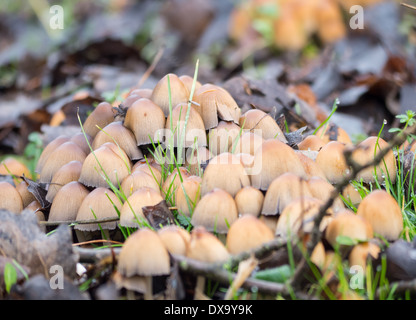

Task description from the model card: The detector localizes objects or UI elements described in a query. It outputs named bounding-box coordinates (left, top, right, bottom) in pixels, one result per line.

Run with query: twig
left=290, top=125, right=416, bottom=290
left=73, top=239, right=123, bottom=247
left=402, top=3, right=416, bottom=10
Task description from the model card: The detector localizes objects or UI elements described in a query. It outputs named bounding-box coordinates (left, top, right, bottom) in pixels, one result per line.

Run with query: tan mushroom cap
left=175, top=175, right=202, bottom=217
left=162, top=167, right=191, bottom=204
left=119, top=187, right=163, bottom=228
left=185, top=146, right=213, bottom=176
left=150, top=73, right=189, bottom=117
left=315, top=122, right=352, bottom=145
left=132, top=163, right=162, bottom=186
left=297, top=135, right=325, bottom=151
left=342, top=183, right=363, bottom=207
left=262, top=173, right=313, bottom=216
left=239, top=109, right=287, bottom=143
left=232, top=131, right=264, bottom=155
left=179, top=75, right=202, bottom=93
left=124, top=98, right=166, bottom=146
left=356, top=189, right=403, bottom=241
left=75, top=187, right=121, bottom=231
left=186, top=226, right=229, bottom=263
left=120, top=170, right=161, bottom=198
left=15, top=180, right=36, bottom=208
left=191, top=188, right=238, bottom=234
left=39, top=141, right=87, bottom=184
left=92, top=121, right=143, bottom=160
left=83, top=102, right=116, bottom=138
left=128, top=88, right=153, bottom=100
left=49, top=181, right=90, bottom=222
left=234, top=153, right=255, bottom=176
left=0, top=181, right=23, bottom=213
left=349, top=242, right=380, bottom=270
left=315, top=141, right=350, bottom=184
left=193, top=84, right=241, bottom=129
left=234, top=186, right=264, bottom=217
left=70, top=132, right=93, bottom=155
left=275, top=197, right=333, bottom=237
left=200, top=152, right=250, bottom=197
left=0, top=157, right=31, bottom=178
left=352, top=136, right=397, bottom=184
left=79, top=142, right=131, bottom=188
left=165, top=103, right=207, bottom=148
left=251, top=139, right=307, bottom=191
left=296, top=151, right=326, bottom=180
left=36, top=135, right=70, bottom=173
left=208, top=120, right=241, bottom=155
left=307, top=177, right=345, bottom=212
left=325, top=210, right=373, bottom=248
left=158, top=225, right=191, bottom=256
left=118, top=228, right=170, bottom=277
left=46, top=160, right=83, bottom=203
left=226, top=215, right=274, bottom=255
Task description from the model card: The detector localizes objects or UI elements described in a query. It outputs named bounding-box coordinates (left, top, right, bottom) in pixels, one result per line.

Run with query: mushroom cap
left=120, top=170, right=161, bottom=198
left=0, top=181, right=23, bottom=213
left=342, top=183, right=363, bottom=207
left=200, top=152, right=251, bottom=197
left=36, top=135, right=70, bottom=173
left=315, top=141, right=350, bottom=184
left=46, top=160, right=83, bottom=203
left=49, top=181, right=90, bottom=222
left=193, top=84, right=241, bottom=129
left=234, top=153, right=255, bottom=176
left=234, top=186, right=264, bottom=217
left=297, top=135, right=325, bottom=151
left=348, top=242, right=380, bottom=270
left=162, top=167, right=191, bottom=204
left=226, top=215, right=274, bottom=255
left=296, top=151, right=326, bottom=180
left=232, top=131, right=264, bottom=155
left=191, top=188, right=238, bottom=234
left=83, top=102, right=116, bottom=138
left=175, top=175, right=202, bottom=217
left=79, top=142, right=131, bottom=188
left=132, top=163, right=163, bottom=186
left=0, top=157, right=31, bottom=178
left=70, top=132, right=93, bottom=155
left=262, top=173, right=313, bottom=216
left=75, top=187, right=121, bottom=231
left=128, top=88, right=153, bottom=100
left=165, top=103, right=207, bottom=148
left=208, top=120, right=241, bottom=155
left=39, top=141, right=87, bottom=184
left=16, top=180, right=36, bottom=208
left=92, top=121, right=143, bottom=160
left=352, top=136, right=397, bottom=184
left=315, top=122, right=352, bottom=145
left=275, top=197, right=332, bottom=237
left=356, top=189, right=403, bottom=241
left=251, top=139, right=307, bottom=191
left=186, top=226, right=229, bottom=263
left=307, top=177, right=345, bottom=212
left=158, top=225, right=191, bottom=256
left=239, top=109, right=287, bottom=143
left=118, top=228, right=170, bottom=277
left=325, top=211, right=373, bottom=248
left=150, top=73, right=189, bottom=117
left=185, top=146, right=213, bottom=176
left=124, top=98, right=166, bottom=146
left=179, top=75, right=202, bottom=93
left=119, top=187, right=163, bottom=228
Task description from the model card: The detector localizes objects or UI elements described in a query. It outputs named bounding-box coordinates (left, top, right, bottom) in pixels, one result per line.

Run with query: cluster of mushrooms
left=0, top=72, right=407, bottom=299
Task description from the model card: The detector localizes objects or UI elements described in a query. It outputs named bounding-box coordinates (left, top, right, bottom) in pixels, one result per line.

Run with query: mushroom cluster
left=4, top=71, right=404, bottom=300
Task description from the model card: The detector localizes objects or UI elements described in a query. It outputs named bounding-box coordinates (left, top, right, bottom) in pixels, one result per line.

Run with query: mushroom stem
left=144, top=276, right=153, bottom=300
left=194, top=275, right=209, bottom=300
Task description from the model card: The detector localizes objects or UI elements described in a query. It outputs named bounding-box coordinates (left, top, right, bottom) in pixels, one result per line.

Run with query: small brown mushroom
left=191, top=188, right=238, bottom=234
left=46, top=160, right=83, bottom=203
left=356, top=189, right=403, bottom=241
left=83, top=102, right=116, bottom=138
left=0, top=181, right=24, bottom=213
left=239, top=109, right=287, bottom=142
left=234, top=186, right=264, bottom=217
